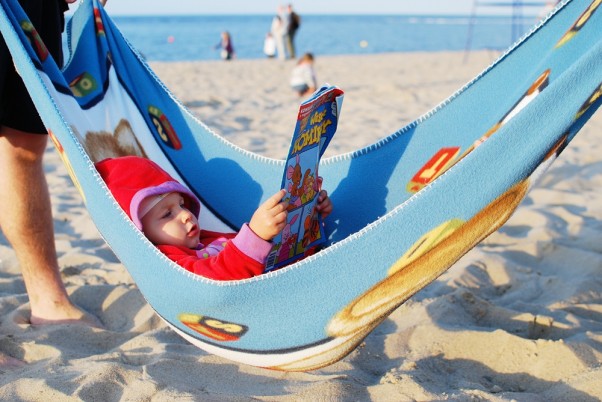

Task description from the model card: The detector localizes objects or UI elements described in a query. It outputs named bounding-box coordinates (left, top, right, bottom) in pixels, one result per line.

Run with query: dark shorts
left=0, top=0, right=66, bottom=134
left=292, top=83, right=309, bottom=95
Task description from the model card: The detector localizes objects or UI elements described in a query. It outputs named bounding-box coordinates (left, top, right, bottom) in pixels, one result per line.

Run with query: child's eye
left=161, top=210, right=172, bottom=219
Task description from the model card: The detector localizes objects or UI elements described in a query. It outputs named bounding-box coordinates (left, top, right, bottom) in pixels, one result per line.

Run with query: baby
left=96, top=156, right=332, bottom=280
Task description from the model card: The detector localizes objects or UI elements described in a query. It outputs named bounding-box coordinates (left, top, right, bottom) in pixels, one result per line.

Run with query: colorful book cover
left=265, top=85, right=344, bottom=271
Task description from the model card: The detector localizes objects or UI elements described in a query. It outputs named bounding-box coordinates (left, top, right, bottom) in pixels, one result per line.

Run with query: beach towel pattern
left=0, top=0, right=600, bottom=371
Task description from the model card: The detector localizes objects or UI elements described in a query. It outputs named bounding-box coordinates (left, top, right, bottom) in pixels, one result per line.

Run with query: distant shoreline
left=69, top=13, right=538, bottom=62
left=106, top=13, right=544, bottom=18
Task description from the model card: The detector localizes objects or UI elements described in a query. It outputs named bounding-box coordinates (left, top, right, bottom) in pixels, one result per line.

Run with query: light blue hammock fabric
left=0, top=0, right=600, bottom=371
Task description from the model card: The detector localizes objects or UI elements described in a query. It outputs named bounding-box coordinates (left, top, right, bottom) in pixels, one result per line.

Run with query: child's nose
left=179, top=209, right=193, bottom=222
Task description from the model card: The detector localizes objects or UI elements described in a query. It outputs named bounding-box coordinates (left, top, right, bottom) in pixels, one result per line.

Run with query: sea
left=96, top=14, right=547, bottom=62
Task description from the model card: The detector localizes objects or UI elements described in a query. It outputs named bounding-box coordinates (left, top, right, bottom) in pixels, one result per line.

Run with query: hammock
left=1, top=0, right=600, bottom=371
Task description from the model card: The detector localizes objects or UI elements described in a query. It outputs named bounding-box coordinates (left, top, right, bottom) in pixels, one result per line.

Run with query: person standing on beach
left=0, top=0, right=103, bottom=367
left=215, top=31, right=235, bottom=61
left=271, top=13, right=286, bottom=60
left=278, top=5, right=292, bottom=59
left=285, top=4, right=301, bottom=59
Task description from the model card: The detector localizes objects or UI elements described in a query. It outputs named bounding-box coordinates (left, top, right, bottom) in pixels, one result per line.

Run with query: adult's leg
left=0, top=127, right=99, bottom=326
left=289, top=31, right=297, bottom=59
left=285, top=33, right=295, bottom=59
left=284, top=33, right=293, bottom=59
left=275, top=33, right=286, bottom=60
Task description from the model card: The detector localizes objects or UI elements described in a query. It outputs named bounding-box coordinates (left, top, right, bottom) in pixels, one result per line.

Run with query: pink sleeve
left=231, top=224, right=273, bottom=264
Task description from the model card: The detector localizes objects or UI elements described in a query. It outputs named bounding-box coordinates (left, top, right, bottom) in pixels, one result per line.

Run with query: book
left=265, top=85, right=344, bottom=271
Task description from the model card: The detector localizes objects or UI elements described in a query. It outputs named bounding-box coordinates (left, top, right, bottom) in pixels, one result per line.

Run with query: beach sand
left=1, top=51, right=601, bottom=401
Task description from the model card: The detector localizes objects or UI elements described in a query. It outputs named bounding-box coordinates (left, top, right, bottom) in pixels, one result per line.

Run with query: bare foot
left=30, top=303, right=103, bottom=329
left=0, top=352, right=25, bottom=370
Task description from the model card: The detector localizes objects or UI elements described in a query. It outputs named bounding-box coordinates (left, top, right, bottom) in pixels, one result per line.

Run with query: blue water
left=104, top=14, right=543, bottom=62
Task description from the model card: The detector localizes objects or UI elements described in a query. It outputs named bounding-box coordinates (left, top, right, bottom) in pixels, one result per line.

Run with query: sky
left=87, top=0, right=552, bottom=16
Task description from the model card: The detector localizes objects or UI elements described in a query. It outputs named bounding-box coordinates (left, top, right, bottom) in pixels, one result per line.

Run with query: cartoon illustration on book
left=265, top=85, right=344, bottom=271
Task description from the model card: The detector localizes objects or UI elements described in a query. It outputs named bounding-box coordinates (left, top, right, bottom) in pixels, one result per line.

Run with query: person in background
left=285, top=4, right=301, bottom=59
left=278, top=5, right=292, bottom=59
left=263, top=32, right=276, bottom=58
left=290, top=52, right=317, bottom=98
left=215, top=31, right=235, bottom=60
left=271, top=13, right=286, bottom=60
left=0, top=0, right=105, bottom=368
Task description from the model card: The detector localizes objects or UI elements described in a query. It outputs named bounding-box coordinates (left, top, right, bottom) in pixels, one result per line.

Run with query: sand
left=0, top=51, right=601, bottom=401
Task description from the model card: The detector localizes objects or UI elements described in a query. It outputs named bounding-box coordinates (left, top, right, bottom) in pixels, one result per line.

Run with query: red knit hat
left=95, top=156, right=201, bottom=230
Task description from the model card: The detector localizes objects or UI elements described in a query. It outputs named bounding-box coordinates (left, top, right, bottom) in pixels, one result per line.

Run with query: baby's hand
left=249, top=189, right=288, bottom=241
left=315, top=190, right=333, bottom=219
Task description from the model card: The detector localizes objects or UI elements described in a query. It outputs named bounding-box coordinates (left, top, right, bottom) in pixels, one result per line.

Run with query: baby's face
left=140, top=193, right=200, bottom=249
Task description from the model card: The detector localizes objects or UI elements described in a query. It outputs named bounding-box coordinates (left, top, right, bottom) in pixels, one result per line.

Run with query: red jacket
left=157, top=227, right=272, bottom=280
left=95, top=156, right=272, bottom=280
